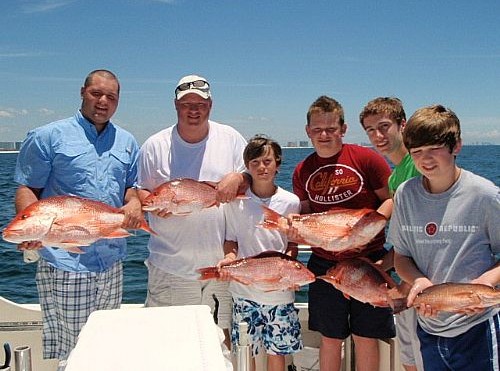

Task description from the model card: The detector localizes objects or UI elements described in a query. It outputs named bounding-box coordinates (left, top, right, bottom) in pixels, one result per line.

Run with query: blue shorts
left=231, top=297, right=303, bottom=356
left=307, top=253, right=395, bottom=339
left=417, top=313, right=500, bottom=371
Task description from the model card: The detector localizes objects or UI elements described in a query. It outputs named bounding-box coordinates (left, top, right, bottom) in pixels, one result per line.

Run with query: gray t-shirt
left=388, top=170, right=500, bottom=337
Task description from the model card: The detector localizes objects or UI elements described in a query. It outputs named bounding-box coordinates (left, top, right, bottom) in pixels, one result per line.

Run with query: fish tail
left=260, top=205, right=286, bottom=230
left=197, top=267, right=220, bottom=280
left=387, top=286, right=408, bottom=313
left=389, top=297, right=408, bottom=314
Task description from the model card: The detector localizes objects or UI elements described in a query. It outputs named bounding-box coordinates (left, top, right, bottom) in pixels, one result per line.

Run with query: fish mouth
left=2, top=230, right=24, bottom=242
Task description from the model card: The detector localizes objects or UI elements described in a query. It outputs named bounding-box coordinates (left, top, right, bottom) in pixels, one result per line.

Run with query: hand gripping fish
left=2, top=195, right=156, bottom=253
left=142, top=178, right=247, bottom=216
left=412, top=282, right=500, bottom=313
left=197, top=251, right=316, bottom=292
left=319, top=257, right=407, bottom=313
left=260, top=206, right=387, bottom=253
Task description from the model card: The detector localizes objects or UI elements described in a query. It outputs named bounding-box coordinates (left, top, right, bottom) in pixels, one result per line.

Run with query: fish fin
left=233, top=277, right=253, bottom=286
left=343, top=293, right=351, bottom=300
left=197, top=267, right=220, bottom=280
left=260, top=205, right=287, bottom=229
left=253, top=251, right=290, bottom=260
left=358, top=257, right=398, bottom=288
left=52, top=223, right=91, bottom=234
left=139, top=221, right=157, bottom=235
left=173, top=211, right=193, bottom=216
left=105, top=228, right=132, bottom=238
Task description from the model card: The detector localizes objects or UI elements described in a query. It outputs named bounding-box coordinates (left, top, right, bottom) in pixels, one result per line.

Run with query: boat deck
left=1, top=296, right=404, bottom=371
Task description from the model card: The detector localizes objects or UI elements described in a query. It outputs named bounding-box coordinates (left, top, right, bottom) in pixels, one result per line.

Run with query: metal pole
left=14, top=346, right=31, bottom=371
left=236, top=322, right=251, bottom=371
left=0, top=343, right=11, bottom=371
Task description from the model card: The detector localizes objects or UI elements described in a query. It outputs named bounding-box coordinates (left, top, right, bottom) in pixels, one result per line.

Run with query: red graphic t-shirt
left=293, top=144, right=391, bottom=260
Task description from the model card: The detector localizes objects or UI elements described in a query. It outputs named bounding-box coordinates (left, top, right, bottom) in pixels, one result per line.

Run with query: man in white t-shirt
left=138, top=74, right=248, bottom=343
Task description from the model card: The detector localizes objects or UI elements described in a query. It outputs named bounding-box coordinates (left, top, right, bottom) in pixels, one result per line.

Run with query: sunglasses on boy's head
left=175, top=80, right=210, bottom=93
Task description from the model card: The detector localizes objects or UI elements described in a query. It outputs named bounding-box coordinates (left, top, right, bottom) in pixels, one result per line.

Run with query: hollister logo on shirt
left=305, top=164, right=363, bottom=204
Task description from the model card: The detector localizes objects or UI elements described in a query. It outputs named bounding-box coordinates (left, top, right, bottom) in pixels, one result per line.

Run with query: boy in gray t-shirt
left=388, top=104, right=499, bottom=371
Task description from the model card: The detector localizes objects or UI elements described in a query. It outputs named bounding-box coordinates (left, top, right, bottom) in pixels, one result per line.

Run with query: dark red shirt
left=293, top=144, right=391, bottom=260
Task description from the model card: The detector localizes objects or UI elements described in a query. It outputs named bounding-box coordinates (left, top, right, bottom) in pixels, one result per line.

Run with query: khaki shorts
left=145, top=261, right=232, bottom=329
left=395, top=307, right=424, bottom=369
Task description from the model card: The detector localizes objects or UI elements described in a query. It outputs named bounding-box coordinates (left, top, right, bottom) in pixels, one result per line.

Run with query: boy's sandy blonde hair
left=307, top=96, right=344, bottom=126
left=359, top=97, right=406, bottom=127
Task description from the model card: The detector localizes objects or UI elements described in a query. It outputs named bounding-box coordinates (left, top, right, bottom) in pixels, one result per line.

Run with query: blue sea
left=0, top=146, right=498, bottom=304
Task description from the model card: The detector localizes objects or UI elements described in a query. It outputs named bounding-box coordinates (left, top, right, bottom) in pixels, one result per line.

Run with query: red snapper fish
left=260, top=206, right=387, bottom=253
left=412, top=283, right=500, bottom=313
left=2, top=195, right=155, bottom=253
left=142, top=178, right=243, bottom=216
left=197, top=252, right=316, bottom=292
left=318, top=257, right=407, bottom=312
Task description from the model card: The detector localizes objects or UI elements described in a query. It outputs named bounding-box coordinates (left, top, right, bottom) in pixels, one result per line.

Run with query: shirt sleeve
left=223, top=202, right=238, bottom=241
left=125, top=138, right=140, bottom=189
left=292, top=162, right=308, bottom=201
left=387, top=187, right=411, bottom=257
left=14, top=129, right=52, bottom=188
left=364, top=147, right=391, bottom=191
left=487, top=189, right=500, bottom=255
left=233, top=131, right=247, bottom=173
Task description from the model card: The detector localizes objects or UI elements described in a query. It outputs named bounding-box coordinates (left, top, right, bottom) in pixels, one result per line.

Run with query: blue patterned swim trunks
left=231, top=297, right=303, bottom=356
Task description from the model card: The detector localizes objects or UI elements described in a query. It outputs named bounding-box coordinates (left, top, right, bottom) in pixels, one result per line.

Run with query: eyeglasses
left=175, top=80, right=210, bottom=93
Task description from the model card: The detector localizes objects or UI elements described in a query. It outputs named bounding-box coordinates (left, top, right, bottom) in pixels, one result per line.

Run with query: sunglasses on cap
left=175, top=80, right=210, bottom=93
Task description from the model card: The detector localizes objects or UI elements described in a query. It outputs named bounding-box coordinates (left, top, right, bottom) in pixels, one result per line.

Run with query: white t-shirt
left=138, top=121, right=247, bottom=279
left=224, top=187, right=301, bottom=305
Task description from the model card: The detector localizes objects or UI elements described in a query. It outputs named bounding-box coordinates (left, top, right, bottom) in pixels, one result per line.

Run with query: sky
left=1, top=0, right=500, bottom=146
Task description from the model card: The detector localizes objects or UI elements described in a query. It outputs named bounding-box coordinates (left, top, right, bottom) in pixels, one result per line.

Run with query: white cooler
left=65, top=305, right=228, bottom=371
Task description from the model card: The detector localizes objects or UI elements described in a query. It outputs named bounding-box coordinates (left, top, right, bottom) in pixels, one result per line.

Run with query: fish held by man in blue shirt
left=2, top=195, right=156, bottom=253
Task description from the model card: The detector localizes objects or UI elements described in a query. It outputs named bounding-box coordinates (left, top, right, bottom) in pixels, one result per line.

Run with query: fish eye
left=21, top=214, right=28, bottom=219
left=294, top=263, right=301, bottom=269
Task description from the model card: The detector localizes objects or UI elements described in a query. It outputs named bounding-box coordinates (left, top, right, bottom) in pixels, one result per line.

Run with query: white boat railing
left=1, top=293, right=403, bottom=371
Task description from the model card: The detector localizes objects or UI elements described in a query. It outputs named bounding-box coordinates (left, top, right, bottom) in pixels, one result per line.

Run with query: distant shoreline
left=0, top=144, right=497, bottom=154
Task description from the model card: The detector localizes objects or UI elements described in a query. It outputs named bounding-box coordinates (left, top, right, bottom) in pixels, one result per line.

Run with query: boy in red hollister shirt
left=293, top=96, right=394, bottom=371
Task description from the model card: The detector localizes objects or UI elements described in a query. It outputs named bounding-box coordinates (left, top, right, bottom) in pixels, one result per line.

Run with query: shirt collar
left=76, top=110, right=113, bottom=138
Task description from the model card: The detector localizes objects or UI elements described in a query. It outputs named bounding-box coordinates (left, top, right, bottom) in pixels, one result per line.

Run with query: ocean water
left=0, top=146, right=498, bottom=304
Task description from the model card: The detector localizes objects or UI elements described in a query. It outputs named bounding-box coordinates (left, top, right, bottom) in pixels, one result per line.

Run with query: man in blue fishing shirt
left=13, top=69, right=143, bottom=368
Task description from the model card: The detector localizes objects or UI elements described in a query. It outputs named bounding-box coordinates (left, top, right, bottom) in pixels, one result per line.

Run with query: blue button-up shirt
left=14, top=111, right=139, bottom=272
